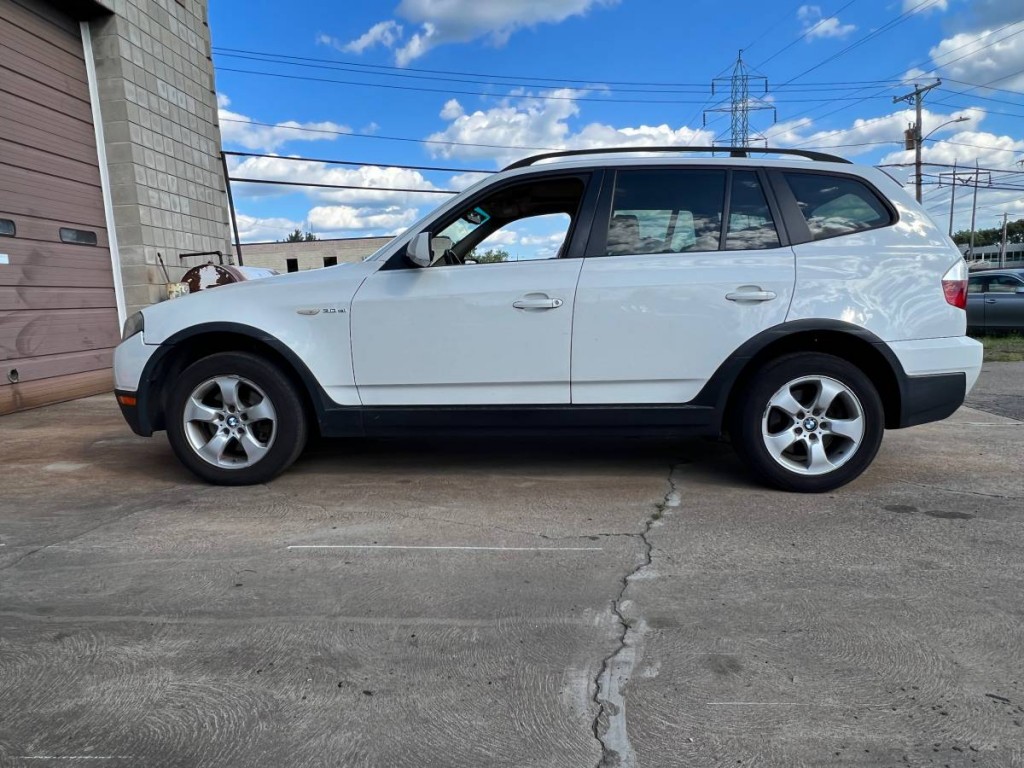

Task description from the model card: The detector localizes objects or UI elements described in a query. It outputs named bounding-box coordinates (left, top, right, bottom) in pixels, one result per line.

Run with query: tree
left=952, top=217, right=1024, bottom=248
left=282, top=229, right=318, bottom=242
left=467, top=248, right=509, bottom=263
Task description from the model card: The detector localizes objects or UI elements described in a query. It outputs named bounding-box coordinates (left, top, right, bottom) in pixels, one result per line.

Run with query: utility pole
left=704, top=50, right=775, bottom=149
left=999, top=212, right=1009, bottom=268
left=947, top=160, right=957, bottom=238
left=969, top=160, right=979, bottom=261
left=893, top=80, right=941, bottom=203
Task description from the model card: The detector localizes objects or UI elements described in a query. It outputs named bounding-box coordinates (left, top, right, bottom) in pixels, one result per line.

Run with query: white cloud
left=235, top=213, right=301, bottom=243
left=925, top=24, right=1024, bottom=91
left=798, top=5, right=856, bottom=40
left=903, top=0, right=948, bottom=13
left=336, top=0, right=617, bottom=65
left=767, top=106, right=984, bottom=156
left=307, top=205, right=419, bottom=234
left=338, top=20, right=404, bottom=54
left=425, top=89, right=715, bottom=167
left=218, top=99, right=350, bottom=152
left=228, top=155, right=446, bottom=207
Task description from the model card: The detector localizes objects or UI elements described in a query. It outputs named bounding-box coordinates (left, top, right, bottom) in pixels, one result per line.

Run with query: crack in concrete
left=591, top=462, right=683, bottom=768
left=900, top=481, right=1023, bottom=501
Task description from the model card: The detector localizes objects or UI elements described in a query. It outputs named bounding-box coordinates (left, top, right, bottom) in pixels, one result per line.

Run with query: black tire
left=166, top=352, right=307, bottom=485
left=729, top=352, right=884, bottom=493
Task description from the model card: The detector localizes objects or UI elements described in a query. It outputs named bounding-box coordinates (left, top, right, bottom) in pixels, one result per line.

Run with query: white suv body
left=114, top=148, right=982, bottom=491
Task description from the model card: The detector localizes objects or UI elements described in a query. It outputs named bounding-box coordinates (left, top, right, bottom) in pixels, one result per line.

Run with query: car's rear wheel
left=166, top=352, right=307, bottom=485
left=730, top=353, right=884, bottom=492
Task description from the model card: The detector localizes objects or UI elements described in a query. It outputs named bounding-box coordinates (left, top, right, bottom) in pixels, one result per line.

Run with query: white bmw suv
left=113, top=147, right=982, bottom=492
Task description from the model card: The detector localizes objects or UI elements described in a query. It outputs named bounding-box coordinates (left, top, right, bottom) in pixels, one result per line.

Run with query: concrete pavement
left=1, top=367, right=1022, bottom=767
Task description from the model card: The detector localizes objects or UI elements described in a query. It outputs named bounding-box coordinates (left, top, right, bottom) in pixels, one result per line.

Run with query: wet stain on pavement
left=885, top=504, right=974, bottom=520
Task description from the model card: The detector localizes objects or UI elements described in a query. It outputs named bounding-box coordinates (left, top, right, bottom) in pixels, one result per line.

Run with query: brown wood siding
left=0, top=367, right=112, bottom=414
left=0, top=0, right=119, bottom=415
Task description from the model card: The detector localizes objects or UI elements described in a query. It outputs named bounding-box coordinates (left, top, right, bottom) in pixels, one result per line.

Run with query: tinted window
left=59, top=227, right=97, bottom=246
left=988, top=275, right=1024, bottom=294
left=607, top=169, right=726, bottom=255
left=967, top=277, right=987, bottom=294
left=726, top=171, right=780, bottom=251
left=784, top=172, right=893, bottom=241
left=0, top=219, right=13, bottom=237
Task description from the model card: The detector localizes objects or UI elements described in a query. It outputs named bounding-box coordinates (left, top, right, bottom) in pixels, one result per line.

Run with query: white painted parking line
left=287, top=544, right=603, bottom=551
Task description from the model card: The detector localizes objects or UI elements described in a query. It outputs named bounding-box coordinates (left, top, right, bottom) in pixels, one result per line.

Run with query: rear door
left=983, top=274, right=1024, bottom=331
left=966, top=275, right=989, bottom=331
left=571, top=167, right=795, bottom=404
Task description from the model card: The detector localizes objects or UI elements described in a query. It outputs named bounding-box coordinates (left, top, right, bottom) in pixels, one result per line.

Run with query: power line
left=753, top=0, right=859, bottom=69
left=223, top=150, right=493, bottom=174
left=219, top=117, right=561, bottom=152
left=778, top=0, right=943, bottom=85
left=228, top=177, right=459, bottom=194
left=212, top=46, right=900, bottom=91
left=217, top=67, right=896, bottom=105
left=764, top=18, right=1022, bottom=141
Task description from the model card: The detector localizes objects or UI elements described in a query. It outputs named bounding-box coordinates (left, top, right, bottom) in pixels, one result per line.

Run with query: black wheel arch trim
left=128, top=322, right=341, bottom=437
left=689, top=319, right=956, bottom=432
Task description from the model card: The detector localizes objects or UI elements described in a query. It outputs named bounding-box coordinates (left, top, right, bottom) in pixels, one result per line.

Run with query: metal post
left=947, top=160, right=957, bottom=238
left=999, top=212, right=1009, bottom=268
left=969, top=160, right=979, bottom=262
left=220, top=152, right=244, bottom=266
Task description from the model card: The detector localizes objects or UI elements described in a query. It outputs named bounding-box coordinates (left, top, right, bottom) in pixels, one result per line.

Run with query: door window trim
left=382, top=170, right=602, bottom=271
left=768, top=168, right=898, bottom=245
left=585, top=165, right=790, bottom=259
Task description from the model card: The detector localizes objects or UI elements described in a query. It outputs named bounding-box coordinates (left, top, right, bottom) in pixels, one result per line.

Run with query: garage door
left=0, top=0, right=119, bottom=415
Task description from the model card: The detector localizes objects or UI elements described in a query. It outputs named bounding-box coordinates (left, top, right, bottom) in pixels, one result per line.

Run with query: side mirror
left=406, top=232, right=452, bottom=268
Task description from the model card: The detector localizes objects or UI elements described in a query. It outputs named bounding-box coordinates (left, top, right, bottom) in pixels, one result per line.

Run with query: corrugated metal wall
left=0, top=0, right=119, bottom=414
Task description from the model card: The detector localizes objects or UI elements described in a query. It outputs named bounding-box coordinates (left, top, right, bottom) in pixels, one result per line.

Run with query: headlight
left=122, top=311, right=145, bottom=341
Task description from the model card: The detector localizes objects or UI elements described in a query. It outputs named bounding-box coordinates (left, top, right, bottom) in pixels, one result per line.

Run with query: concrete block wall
left=88, top=0, right=231, bottom=315
left=239, top=237, right=394, bottom=272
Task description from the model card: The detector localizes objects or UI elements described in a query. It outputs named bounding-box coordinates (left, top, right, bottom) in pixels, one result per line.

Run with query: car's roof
left=969, top=268, right=1024, bottom=276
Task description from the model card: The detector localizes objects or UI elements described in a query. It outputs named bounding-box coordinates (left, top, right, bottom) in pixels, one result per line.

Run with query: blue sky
left=209, top=0, right=1024, bottom=245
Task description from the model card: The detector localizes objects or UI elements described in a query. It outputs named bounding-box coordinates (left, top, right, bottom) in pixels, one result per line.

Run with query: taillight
left=941, top=260, right=968, bottom=310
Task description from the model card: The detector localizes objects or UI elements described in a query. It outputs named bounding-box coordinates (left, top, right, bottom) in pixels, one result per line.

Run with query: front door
left=351, top=174, right=592, bottom=405
left=571, top=167, right=795, bottom=404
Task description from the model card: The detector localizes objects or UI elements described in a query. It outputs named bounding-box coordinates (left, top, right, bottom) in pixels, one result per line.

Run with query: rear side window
left=726, top=171, right=780, bottom=251
left=783, top=172, right=893, bottom=241
left=607, top=169, right=726, bottom=255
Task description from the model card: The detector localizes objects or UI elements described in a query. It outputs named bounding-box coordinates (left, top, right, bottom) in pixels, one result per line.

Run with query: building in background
left=1, top=0, right=230, bottom=413
left=239, top=236, right=393, bottom=273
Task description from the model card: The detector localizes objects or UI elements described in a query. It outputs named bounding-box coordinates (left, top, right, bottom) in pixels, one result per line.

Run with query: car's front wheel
left=730, top=353, right=884, bottom=492
left=166, top=352, right=307, bottom=485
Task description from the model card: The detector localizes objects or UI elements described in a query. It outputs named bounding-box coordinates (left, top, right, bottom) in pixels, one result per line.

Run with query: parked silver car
left=967, top=269, right=1024, bottom=334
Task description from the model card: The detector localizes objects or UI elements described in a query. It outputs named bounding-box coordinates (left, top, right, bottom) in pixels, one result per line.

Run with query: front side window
left=606, top=169, right=726, bottom=255
left=783, top=172, right=893, bottom=241
left=431, top=176, right=585, bottom=266
left=988, top=275, right=1024, bottom=294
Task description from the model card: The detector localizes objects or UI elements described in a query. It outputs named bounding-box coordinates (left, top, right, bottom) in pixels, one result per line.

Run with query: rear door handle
left=985, top=298, right=997, bottom=304
left=726, top=288, right=777, bottom=303
left=513, top=297, right=563, bottom=310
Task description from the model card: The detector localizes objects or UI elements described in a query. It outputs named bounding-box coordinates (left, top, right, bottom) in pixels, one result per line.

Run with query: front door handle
left=513, top=296, right=563, bottom=310
left=726, top=288, right=777, bottom=303
left=985, top=298, right=998, bottom=304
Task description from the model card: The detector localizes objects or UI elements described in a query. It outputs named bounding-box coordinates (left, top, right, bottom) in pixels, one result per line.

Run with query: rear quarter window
left=783, top=172, right=894, bottom=241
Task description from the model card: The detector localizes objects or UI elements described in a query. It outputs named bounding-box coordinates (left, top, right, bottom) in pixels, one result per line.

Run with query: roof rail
left=502, top=145, right=851, bottom=171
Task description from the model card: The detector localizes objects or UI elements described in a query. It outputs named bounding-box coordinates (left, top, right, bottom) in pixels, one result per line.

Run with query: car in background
left=967, top=269, right=1024, bottom=334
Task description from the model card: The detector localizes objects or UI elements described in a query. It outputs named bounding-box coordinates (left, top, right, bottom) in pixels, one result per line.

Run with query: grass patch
left=972, top=334, right=1024, bottom=362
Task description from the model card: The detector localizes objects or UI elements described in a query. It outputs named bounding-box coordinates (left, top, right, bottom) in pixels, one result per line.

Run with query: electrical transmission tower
left=704, top=50, right=776, bottom=147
